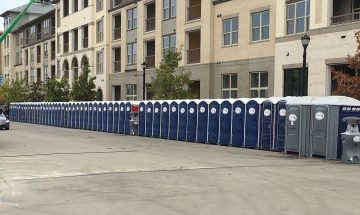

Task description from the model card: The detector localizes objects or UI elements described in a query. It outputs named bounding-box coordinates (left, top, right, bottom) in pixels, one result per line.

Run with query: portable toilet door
left=310, top=105, right=329, bottom=157
left=197, top=100, right=209, bottom=143
left=161, top=101, right=170, bottom=139
left=139, top=102, right=146, bottom=136
left=107, top=102, right=114, bottom=133
left=169, top=101, right=179, bottom=140
left=119, top=102, right=126, bottom=134
left=145, top=101, right=154, bottom=137
left=153, top=101, right=162, bottom=138
left=49, top=104, right=54, bottom=126
left=219, top=100, right=232, bottom=146
left=208, top=100, right=220, bottom=144
left=187, top=101, right=198, bottom=142
left=124, top=102, right=131, bottom=135
left=245, top=100, right=261, bottom=148
left=178, top=101, right=188, bottom=141
left=71, top=103, right=76, bottom=129
left=60, top=104, right=66, bottom=127
left=102, top=103, right=108, bottom=132
left=113, top=102, right=120, bottom=133
left=285, top=104, right=301, bottom=154
left=82, top=103, right=88, bottom=130
left=43, top=103, right=47, bottom=125
left=260, top=100, right=274, bottom=150
left=79, top=103, right=84, bottom=129
left=274, top=101, right=287, bottom=151
left=231, top=100, right=246, bottom=147
left=97, top=103, right=103, bottom=132
left=75, top=103, right=80, bottom=129
left=56, top=103, right=62, bottom=127
left=92, top=103, right=98, bottom=131
left=88, top=103, right=93, bottom=130
left=66, top=103, right=72, bottom=128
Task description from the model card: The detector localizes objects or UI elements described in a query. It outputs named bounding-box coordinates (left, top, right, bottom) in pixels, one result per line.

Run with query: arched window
left=81, top=55, right=89, bottom=70
left=72, top=57, right=79, bottom=81
left=63, top=60, right=69, bottom=80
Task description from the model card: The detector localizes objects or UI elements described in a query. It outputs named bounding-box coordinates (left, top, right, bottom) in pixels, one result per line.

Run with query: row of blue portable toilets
left=9, top=98, right=288, bottom=151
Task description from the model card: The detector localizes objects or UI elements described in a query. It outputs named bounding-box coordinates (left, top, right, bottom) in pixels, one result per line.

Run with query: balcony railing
left=64, top=43, right=69, bottom=53
left=146, top=55, right=155, bottom=68
left=331, top=11, right=360, bottom=25
left=187, top=48, right=200, bottom=64
left=113, top=61, right=121, bottom=73
left=113, top=27, right=121, bottom=40
left=146, top=17, right=156, bottom=32
left=188, top=4, right=201, bottom=21
left=83, top=38, right=88, bottom=48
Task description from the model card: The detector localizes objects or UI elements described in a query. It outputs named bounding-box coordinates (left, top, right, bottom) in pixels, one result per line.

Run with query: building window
left=43, top=19, right=50, bottom=35
left=44, top=66, right=48, bottom=82
left=163, top=0, right=176, bottom=20
left=63, top=32, right=69, bottom=53
left=96, top=20, right=103, bottom=43
left=127, top=43, right=137, bottom=65
left=222, top=74, right=238, bottom=98
left=284, top=68, right=308, bottom=96
left=126, top=84, right=137, bottom=101
left=162, top=34, right=176, bottom=56
left=287, top=0, right=310, bottom=35
left=96, top=0, right=103, bottom=12
left=113, top=13, right=121, bottom=40
left=83, top=0, right=89, bottom=8
left=16, top=34, right=20, bottom=46
left=250, top=72, right=268, bottom=98
left=63, top=0, right=69, bottom=17
left=223, top=17, right=238, bottom=46
left=43, top=43, right=48, bottom=58
left=251, top=10, right=270, bottom=41
left=31, top=70, right=35, bottom=83
left=31, top=48, right=35, bottom=61
left=96, top=51, right=104, bottom=74
left=30, top=26, right=36, bottom=39
left=127, top=8, right=137, bottom=30
left=73, top=0, right=79, bottom=13
left=82, top=25, right=89, bottom=48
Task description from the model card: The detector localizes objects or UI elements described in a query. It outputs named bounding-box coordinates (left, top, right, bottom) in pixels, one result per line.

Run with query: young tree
left=70, top=63, right=97, bottom=101
left=28, top=81, right=45, bottom=102
left=43, top=78, right=70, bottom=102
left=150, top=49, right=192, bottom=100
left=7, top=80, right=28, bottom=103
left=0, top=80, right=10, bottom=104
left=332, top=31, right=360, bottom=99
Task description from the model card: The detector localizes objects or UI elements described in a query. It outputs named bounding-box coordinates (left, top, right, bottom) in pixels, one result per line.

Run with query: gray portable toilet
left=311, top=96, right=360, bottom=159
left=285, top=97, right=318, bottom=156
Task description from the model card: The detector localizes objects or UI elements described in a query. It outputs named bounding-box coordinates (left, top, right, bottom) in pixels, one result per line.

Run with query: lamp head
left=301, top=34, right=310, bottom=48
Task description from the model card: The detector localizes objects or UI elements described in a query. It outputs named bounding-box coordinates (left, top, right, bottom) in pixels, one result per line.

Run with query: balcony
left=64, top=43, right=69, bottom=53
left=187, top=48, right=200, bottom=64
left=146, top=55, right=155, bottom=68
left=146, top=17, right=155, bottom=32
left=331, top=11, right=360, bottom=25
left=187, top=3, right=201, bottom=21
left=113, top=27, right=121, bottom=40
left=83, top=38, right=88, bottom=48
left=113, top=61, right=121, bottom=73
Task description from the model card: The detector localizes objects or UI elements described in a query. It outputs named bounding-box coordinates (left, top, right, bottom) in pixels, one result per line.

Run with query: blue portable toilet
left=119, top=102, right=126, bottom=134
left=71, top=103, right=77, bottom=129
left=113, top=102, right=120, bottom=133
left=145, top=101, right=154, bottom=137
left=107, top=102, right=114, bottom=133
left=66, top=103, right=72, bottom=128
left=51, top=103, right=55, bottom=126
left=97, top=103, right=103, bottom=131
left=231, top=99, right=247, bottom=147
left=161, top=101, right=170, bottom=139
left=245, top=99, right=264, bottom=148
left=153, top=101, right=162, bottom=138
left=219, top=100, right=232, bottom=146
left=79, top=103, right=84, bottom=129
left=61, top=103, right=66, bottom=127
left=56, top=103, right=62, bottom=127
left=82, top=103, right=88, bottom=130
left=274, top=99, right=288, bottom=151
left=169, top=101, right=180, bottom=140
left=87, top=103, right=93, bottom=130
left=92, top=103, right=98, bottom=131
left=178, top=101, right=188, bottom=141
left=102, top=102, right=108, bottom=132
left=124, top=102, right=132, bottom=135
left=197, top=100, right=209, bottom=143
left=187, top=101, right=198, bottom=142
left=260, top=100, right=274, bottom=150
left=208, top=100, right=220, bottom=144
left=139, top=102, right=146, bottom=136
left=75, top=103, right=80, bottom=129
left=47, top=103, right=52, bottom=126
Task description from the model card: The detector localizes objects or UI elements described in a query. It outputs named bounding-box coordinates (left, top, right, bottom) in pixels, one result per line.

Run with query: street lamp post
left=301, top=34, right=310, bottom=96
left=141, top=61, right=147, bottom=100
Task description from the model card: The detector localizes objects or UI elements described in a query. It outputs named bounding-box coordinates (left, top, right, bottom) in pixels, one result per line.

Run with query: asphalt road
left=0, top=123, right=359, bottom=215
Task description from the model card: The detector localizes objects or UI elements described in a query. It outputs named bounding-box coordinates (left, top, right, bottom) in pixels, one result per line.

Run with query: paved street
left=0, top=123, right=359, bottom=215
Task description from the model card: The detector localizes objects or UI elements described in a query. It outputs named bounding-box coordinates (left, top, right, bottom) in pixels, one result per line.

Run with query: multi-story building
left=275, top=0, right=360, bottom=97
left=0, top=31, right=3, bottom=86
left=1, top=3, right=55, bottom=83
left=107, top=0, right=276, bottom=100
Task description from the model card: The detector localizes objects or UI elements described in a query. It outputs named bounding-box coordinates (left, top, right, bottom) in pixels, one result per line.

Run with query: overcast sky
left=0, top=0, right=29, bottom=31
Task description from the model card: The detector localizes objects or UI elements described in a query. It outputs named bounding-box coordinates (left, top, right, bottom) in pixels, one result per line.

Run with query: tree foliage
left=332, top=31, right=360, bottom=99
left=28, top=81, right=45, bottom=102
left=43, top=78, right=70, bottom=102
left=7, top=80, right=28, bottom=103
left=150, top=49, right=192, bottom=100
left=70, top=64, right=97, bottom=101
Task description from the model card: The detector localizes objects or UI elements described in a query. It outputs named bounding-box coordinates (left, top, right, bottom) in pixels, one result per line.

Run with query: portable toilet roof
left=268, top=97, right=287, bottom=104
left=286, top=96, right=320, bottom=105
left=251, top=98, right=266, bottom=104
left=311, top=96, right=360, bottom=106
